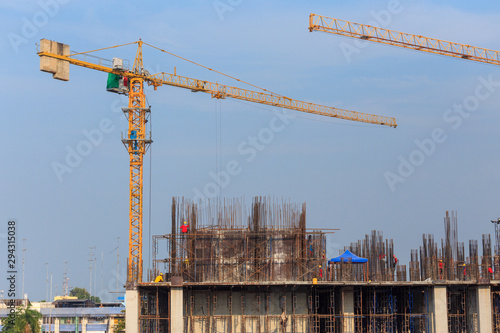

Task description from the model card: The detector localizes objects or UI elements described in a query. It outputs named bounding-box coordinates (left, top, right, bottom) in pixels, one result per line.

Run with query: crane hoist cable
left=142, top=42, right=284, bottom=96
left=38, top=38, right=397, bottom=286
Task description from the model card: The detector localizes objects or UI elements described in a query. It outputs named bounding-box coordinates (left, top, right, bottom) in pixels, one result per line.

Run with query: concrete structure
left=126, top=290, right=139, bottom=333
left=169, top=286, right=183, bottom=333
left=39, top=39, right=70, bottom=81
left=138, top=199, right=500, bottom=332
left=431, top=285, right=448, bottom=333
left=476, top=285, right=493, bottom=332
left=132, top=281, right=500, bottom=333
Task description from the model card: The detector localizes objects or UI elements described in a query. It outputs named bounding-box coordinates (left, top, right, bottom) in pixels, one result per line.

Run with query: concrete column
left=476, top=285, right=492, bottom=332
left=81, top=317, right=88, bottom=333
left=170, top=287, right=184, bottom=333
left=126, top=290, right=139, bottom=333
left=342, top=287, right=355, bottom=333
left=107, top=317, right=114, bottom=333
left=430, top=286, right=448, bottom=333
left=54, top=317, right=60, bottom=333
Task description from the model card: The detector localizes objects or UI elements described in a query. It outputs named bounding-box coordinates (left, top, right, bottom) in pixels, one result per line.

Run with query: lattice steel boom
left=38, top=39, right=396, bottom=286
left=309, top=14, right=500, bottom=66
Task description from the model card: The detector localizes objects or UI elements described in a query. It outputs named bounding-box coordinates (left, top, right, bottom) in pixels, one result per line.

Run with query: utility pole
left=44, top=263, right=49, bottom=301
left=116, top=237, right=120, bottom=293
left=63, top=261, right=69, bottom=296
left=94, top=252, right=97, bottom=301
left=101, top=251, right=104, bottom=300
left=50, top=272, right=53, bottom=302
left=22, top=239, right=26, bottom=299
left=49, top=271, right=53, bottom=333
left=89, top=246, right=95, bottom=299
left=108, top=238, right=121, bottom=299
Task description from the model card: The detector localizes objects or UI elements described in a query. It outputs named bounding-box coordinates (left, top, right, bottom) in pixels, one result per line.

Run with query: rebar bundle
left=152, top=197, right=327, bottom=283
left=411, top=211, right=495, bottom=282
left=342, top=231, right=397, bottom=282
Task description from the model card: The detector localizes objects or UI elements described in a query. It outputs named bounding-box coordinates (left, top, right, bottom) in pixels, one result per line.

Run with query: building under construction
left=125, top=198, right=500, bottom=333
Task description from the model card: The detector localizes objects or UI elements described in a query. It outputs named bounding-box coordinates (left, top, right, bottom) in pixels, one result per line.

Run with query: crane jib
left=37, top=38, right=397, bottom=285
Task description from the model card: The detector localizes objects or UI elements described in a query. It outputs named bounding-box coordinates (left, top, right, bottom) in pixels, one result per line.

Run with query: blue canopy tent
left=329, top=250, right=368, bottom=263
left=328, top=250, right=368, bottom=281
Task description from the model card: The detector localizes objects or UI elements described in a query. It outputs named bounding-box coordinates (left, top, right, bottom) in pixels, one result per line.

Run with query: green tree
left=113, top=318, right=125, bottom=333
left=69, top=287, right=100, bottom=303
left=2, top=305, right=42, bottom=333
left=1, top=309, right=17, bottom=333
left=89, top=296, right=100, bottom=303
left=69, top=287, right=89, bottom=299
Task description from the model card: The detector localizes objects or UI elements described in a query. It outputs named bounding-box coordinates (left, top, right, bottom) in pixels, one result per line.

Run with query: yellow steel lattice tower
left=38, top=39, right=397, bottom=286
left=309, top=14, right=500, bottom=66
left=123, top=77, right=151, bottom=284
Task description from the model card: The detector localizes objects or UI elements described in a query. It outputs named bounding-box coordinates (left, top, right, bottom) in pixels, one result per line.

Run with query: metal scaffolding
left=355, top=287, right=431, bottom=333
left=152, top=197, right=330, bottom=283
left=139, top=205, right=500, bottom=333
left=493, top=289, right=500, bottom=333
left=339, top=211, right=499, bottom=284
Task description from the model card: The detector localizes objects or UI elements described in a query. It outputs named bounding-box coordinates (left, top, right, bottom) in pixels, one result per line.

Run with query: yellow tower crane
left=38, top=39, right=397, bottom=286
left=308, top=14, right=500, bottom=65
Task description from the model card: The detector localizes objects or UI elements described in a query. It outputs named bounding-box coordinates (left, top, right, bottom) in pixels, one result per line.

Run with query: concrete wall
left=81, top=317, right=88, bottom=333
left=430, top=286, right=448, bottom=333
left=476, top=285, right=492, bottom=333
left=55, top=317, right=60, bottom=333
left=185, top=289, right=309, bottom=333
left=138, top=283, right=500, bottom=333
left=107, top=317, right=114, bottom=333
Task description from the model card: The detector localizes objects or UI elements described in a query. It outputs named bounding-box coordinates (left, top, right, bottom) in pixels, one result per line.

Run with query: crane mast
left=122, top=41, right=151, bottom=284
left=38, top=39, right=397, bottom=285
left=309, top=14, right=500, bottom=66
left=123, top=77, right=150, bottom=284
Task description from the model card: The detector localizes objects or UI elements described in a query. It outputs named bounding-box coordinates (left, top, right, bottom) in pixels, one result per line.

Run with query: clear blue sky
left=1, top=0, right=500, bottom=301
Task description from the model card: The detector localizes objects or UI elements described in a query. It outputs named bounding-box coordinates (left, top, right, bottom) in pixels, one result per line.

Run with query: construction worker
left=319, top=265, right=323, bottom=279
left=380, top=254, right=386, bottom=268
left=439, top=260, right=444, bottom=279
left=280, top=310, right=288, bottom=329
left=180, top=221, right=189, bottom=233
left=154, top=274, right=163, bottom=283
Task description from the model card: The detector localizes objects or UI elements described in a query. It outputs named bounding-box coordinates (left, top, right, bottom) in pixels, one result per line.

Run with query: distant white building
left=0, top=297, right=125, bottom=333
